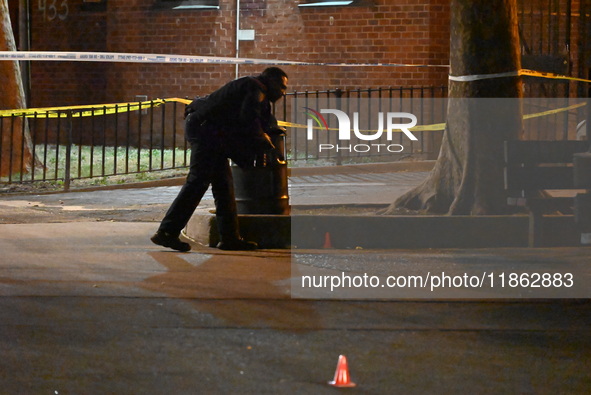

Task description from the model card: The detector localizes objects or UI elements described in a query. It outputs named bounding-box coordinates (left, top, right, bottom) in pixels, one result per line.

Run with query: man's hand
left=261, top=133, right=285, bottom=164
left=262, top=133, right=276, bottom=150
left=268, top=148, right=286, bottom=165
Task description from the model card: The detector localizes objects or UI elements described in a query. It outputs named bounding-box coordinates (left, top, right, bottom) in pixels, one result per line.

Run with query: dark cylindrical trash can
left=231, top=132, right=290, bottom=215
left=574, top=152, right=591, bottom=189
left=575, top=193, right=591, bottom=232
left=574, top=152, right=591, bottom=235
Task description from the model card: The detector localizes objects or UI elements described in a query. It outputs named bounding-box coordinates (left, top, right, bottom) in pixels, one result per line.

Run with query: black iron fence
left=1, top=86, right=587, bottom=190
left=0, top=100, right=190, bottom=189
left=280, top=87, right=449, bottom=165
left=517, top=0, right=591, bottom=98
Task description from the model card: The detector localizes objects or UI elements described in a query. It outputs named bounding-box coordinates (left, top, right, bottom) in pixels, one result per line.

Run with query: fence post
left=587, top=68, right=590, bottom=142
left=64, top=110, right=73, bottom=192
left=574, top=68, right=591, bottom=244
left=335, top=88, right=343, bottom=166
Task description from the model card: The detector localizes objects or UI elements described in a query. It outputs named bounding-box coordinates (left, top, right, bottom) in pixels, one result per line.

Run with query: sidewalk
left=0, top=162, right=430, bottom=224
left=1, top=163, right=590, bottom=394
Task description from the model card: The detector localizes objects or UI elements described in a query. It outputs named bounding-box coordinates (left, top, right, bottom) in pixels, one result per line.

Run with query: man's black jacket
left=184, top=76, right=278, bottom=167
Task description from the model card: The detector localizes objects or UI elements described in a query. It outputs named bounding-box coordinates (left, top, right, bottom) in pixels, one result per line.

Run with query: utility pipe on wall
left=235, top=0, right=240, bottom=79
left=18, top=0, right=30, bottom=104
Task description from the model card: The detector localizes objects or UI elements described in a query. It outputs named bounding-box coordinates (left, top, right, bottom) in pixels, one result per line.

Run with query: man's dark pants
left=157, top=124, right=240, bottom=242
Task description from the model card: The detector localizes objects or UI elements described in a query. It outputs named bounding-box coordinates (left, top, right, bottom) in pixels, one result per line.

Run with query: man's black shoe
left=151, top=231, right=191, bottom=252
left=217, top=238, right=258, bottom=251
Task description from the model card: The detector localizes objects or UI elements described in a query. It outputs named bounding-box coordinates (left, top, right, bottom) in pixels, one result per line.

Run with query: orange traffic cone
left=323, top=232, right=333, bottom=249
left=328, top=355, right=356, bottom=388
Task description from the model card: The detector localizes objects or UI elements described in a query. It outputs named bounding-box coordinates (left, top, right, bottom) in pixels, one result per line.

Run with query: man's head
left=260, top=67, right=288, bottom=102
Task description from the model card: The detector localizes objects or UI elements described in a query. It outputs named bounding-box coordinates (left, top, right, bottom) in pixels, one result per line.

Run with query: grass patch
left=1, top=145, right=190, bottom=192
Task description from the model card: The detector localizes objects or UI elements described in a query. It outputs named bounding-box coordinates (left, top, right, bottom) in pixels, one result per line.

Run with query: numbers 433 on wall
left=38, top=0, right=69, bottom=22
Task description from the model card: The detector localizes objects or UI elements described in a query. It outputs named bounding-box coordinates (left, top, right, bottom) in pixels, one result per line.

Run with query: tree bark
left=384, top=0, right=523, bottom=215
left=1, top=0, right=33, bottom=178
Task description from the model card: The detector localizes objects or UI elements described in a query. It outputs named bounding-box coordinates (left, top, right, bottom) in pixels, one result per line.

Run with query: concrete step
left=184, top=210, right=583, bottom=249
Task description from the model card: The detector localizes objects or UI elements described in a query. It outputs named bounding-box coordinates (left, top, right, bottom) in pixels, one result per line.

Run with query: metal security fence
left=0, top=87, right=448, bottom=189
left=0, top=100, right=189, bottom=190
left=1, top=87, right=587, bottom=190
left=278, top=87, right=449, bottom=165
left=517, top=0, right=591, bottom=98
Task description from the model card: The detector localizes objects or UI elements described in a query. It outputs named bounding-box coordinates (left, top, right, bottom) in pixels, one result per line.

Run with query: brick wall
left=239, top=0, right=450, bottom=89
left=29, top=0, right=108, bottom=106
left=27, top=0, right=451, bottom=108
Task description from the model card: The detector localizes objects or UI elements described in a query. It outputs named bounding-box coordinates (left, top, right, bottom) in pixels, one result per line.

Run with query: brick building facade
left=7, top=0, right=590, bottom=109
left=10, top=0, right=451, bottom=108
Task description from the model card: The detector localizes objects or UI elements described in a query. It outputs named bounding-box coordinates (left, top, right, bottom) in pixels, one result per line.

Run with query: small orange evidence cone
left=328, top=355, right=356, bottom=388
left=323, top=232, right=333, bottom=249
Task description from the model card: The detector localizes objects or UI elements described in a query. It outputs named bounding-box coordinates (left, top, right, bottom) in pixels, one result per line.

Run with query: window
left=156, top=0, right=219, bottom=10
left=81, top=0, right=106, bottom=12
left=298, top=0, right=370, bottom=7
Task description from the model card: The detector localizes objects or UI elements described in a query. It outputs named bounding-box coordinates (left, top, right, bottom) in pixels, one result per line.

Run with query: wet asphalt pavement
left=1, top=167, right=590, bottom=394
left=0, top=170, right=428, bottom=224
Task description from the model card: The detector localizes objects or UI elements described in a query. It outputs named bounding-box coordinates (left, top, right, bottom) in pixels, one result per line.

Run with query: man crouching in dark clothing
left=151, top=67, right=288, bottom=252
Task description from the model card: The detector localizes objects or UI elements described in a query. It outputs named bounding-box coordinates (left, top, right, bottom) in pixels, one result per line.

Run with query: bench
left=504, top=140, right=591, bottom=247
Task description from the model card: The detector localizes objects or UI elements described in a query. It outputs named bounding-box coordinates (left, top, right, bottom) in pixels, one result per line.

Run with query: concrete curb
left=21, top=161, right=435, bottom=196
left=185, top=211, right=585, bottom=249
left=288, top=160, right=435, bottom=176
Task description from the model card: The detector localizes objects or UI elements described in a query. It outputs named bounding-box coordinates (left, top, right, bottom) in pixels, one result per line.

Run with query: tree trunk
left=384, top=0, right=523, bottom=215
left=1, top=0, right=33, bottom=178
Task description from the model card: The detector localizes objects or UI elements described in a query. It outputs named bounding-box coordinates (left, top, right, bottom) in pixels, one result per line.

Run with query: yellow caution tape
left=0, top=97, right=195, bottom=118
left=277, top=121, right=447, bottom=132
left=0, top=97, right=586, bottom=136
left=0, top=99, right=168, bottom=118
left=519, top=69, right=591, bottom=84
left=167, top=97, right=192, bottom=105
left=450, top=69, right=591, bottom=84
left=523, top=102, right=587, bottom=119
left=280, top=102, right=587, bottom=133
